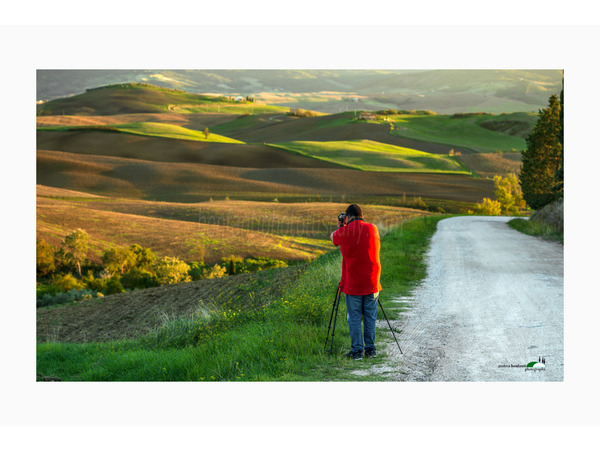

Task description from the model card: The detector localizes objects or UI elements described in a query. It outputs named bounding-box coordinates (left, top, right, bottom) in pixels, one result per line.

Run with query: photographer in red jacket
left=330, top=204, right=382, bottom=360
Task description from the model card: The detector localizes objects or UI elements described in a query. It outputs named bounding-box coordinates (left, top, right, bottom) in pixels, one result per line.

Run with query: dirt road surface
left=374, top=216, right=564, bottom=381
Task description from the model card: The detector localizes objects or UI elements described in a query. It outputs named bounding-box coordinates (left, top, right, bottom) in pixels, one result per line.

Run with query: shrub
left=410, top=196, right=428, bottom=210
left=104, top=277, right=125, bottom=295
left=102, top=247, right=137, bottom=276
left=53, top=248, right=74, bottom=273
left=243, top=257, right=288, bottom=272
left=202, top=264, right=228, bottom=279
left=36, top=288, right=101, bottom=308
left=52, top=273, right=83, bottom=292
left=82, top=271, right=108, bottom=292
left=37, top=239, right=56, bottom=277
left=477, top=198, right=502, bottom=215
left=121, top=268, right=160, bottom=290
left=36, top=283, right=60, bottom=298
left=493, top=173, right=526, bottom=215
left=188, top=262, right=206, bottom=281
left=129, top=244, right=156, bottom=270
left=154, top=256, right=191, bottom=285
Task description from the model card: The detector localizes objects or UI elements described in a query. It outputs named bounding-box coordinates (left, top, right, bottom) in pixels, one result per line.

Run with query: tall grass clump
left=267, top=251, right=342, bottom=326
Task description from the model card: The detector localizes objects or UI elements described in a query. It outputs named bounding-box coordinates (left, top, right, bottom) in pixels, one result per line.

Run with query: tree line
left=36, top=229, right=288, bottom=307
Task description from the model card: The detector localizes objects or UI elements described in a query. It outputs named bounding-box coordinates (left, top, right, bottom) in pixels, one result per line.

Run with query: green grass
left=269, top=140, right=470, bottom=174
left=390, top=113, right=537, bottom=153
left=38, top=122, right=245, bottom=144
left=507, top=218, right=563, bottom=244
left=211, top=114, right=274, bottom=135
left=36, top=215, right=446, bottom=381
left=113, top=122, right=244, bottom=143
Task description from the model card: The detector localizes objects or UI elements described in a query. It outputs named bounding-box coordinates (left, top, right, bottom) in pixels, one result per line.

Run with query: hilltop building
left=359, top=112, right=377, bottom=121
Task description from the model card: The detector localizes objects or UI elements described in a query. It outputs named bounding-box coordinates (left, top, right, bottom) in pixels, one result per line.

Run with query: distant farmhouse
left=359, top=112, right=377, bottom=121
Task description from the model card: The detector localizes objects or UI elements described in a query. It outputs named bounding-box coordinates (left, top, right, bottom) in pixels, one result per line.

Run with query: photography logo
left=498, top=357, right=546, bottom=372
left=525, top=357, right=546, bottom=371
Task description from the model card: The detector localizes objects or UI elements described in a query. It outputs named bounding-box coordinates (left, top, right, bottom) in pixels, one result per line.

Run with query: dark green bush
left=37, top=288, right=101, bottom=308
left=104, top=277, right=125, bottom=295
left=121, top=268, right=160, bottom=290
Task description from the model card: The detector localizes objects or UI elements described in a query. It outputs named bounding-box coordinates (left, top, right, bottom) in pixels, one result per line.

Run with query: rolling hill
left=36, top=112, right=238, bottom=131
left=37, top=194, right=328, bottom=264
left=37, top=69, right=563, bottom=114
left=269, top=140, right=469, bottom=173
left=37, top=83, right=255, bottom=116
left=390, top=112, right=537, bottom=153
left=37, top=185, right=429, bottom=264
left=40, top=122, right=245, bottom=143
left=36, top=130, right=341, bottom=168
left=37, top=150, right=494, bottom=203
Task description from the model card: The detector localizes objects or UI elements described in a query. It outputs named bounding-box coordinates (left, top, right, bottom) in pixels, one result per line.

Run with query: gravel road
left=372, top=216, right=564, bottom=382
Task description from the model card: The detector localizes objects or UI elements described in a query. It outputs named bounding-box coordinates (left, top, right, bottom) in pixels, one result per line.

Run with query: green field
left=390, top=112, right=537, bottom=153
left=38, top=122, right=244, bottom=144
left=269, top=140, right=470, bottom=173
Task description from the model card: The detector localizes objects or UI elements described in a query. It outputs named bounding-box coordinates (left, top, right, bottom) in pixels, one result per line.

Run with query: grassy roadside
left=507, top=218, right=563, bottom=244
left=37, top=215, right=446, bottom=381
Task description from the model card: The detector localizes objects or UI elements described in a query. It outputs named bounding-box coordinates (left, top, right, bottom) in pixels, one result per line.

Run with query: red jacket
left=332, top=219, right=382, bottom=295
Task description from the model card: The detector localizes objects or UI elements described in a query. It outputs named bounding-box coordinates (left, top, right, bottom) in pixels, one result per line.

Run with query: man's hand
left=331, top=215, right=343, bottom=244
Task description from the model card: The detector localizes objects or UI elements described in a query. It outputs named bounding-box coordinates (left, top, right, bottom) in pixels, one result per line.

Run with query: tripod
left=324, top=286, right=403, bottom=356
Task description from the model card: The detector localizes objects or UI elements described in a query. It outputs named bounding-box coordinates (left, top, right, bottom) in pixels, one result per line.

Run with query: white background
left=1, top=1, right=598, bottom=447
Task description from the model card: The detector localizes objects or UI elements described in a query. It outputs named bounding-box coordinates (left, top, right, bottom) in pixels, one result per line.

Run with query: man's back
left=332, top=219, right=382, bottom=295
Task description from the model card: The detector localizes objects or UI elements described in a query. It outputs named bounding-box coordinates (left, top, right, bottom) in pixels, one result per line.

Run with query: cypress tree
left=552, top=87, right=564, bottom=199
left=519, top=94, right=563, bottom=210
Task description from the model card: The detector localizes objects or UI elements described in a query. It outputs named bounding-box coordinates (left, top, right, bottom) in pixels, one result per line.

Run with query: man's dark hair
left=345, top=204, right=363, bottom=218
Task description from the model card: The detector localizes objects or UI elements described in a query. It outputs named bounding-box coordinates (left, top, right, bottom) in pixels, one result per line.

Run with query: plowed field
left=37, top=150, right=494, bottom=203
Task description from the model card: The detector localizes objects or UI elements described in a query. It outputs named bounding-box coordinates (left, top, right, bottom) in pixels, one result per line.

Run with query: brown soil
left=36, top=195, right=333, bottom=263
left=36, top=113, right=237, bottom=131
left=36, top=265, right=304, bottom=343
left=456, top=153, right=522, bottom=179
left=37, top=150, right=494, bottom=203
left=36, top=187, right=428, bottom=263
left=37, top=130, right=341, bottom=168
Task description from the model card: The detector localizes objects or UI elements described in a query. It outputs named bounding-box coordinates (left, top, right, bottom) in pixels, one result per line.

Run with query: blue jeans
left=345, top=292, right=378, bottom=354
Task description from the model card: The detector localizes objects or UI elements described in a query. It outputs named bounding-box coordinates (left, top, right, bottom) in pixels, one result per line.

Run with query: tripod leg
left=329, top=290, right=342, bottom=355
left=377, top=298, right=403, bottom=354
left=324, top=287, right=340, bottom=350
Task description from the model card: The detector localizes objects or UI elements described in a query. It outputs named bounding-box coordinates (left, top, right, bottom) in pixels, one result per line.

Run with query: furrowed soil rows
left=37, top=150, right=494, bottom=203
left=37, top=265, right=304, bottom=343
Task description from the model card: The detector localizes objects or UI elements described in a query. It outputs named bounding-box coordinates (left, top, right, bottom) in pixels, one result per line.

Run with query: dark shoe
left=365, top=348, right=377, bottom=358
left=344, top=351, right=363, bottom=360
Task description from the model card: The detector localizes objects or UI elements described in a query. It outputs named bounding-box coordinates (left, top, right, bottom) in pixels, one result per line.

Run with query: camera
left=338, top=213, right=346, bottom=227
